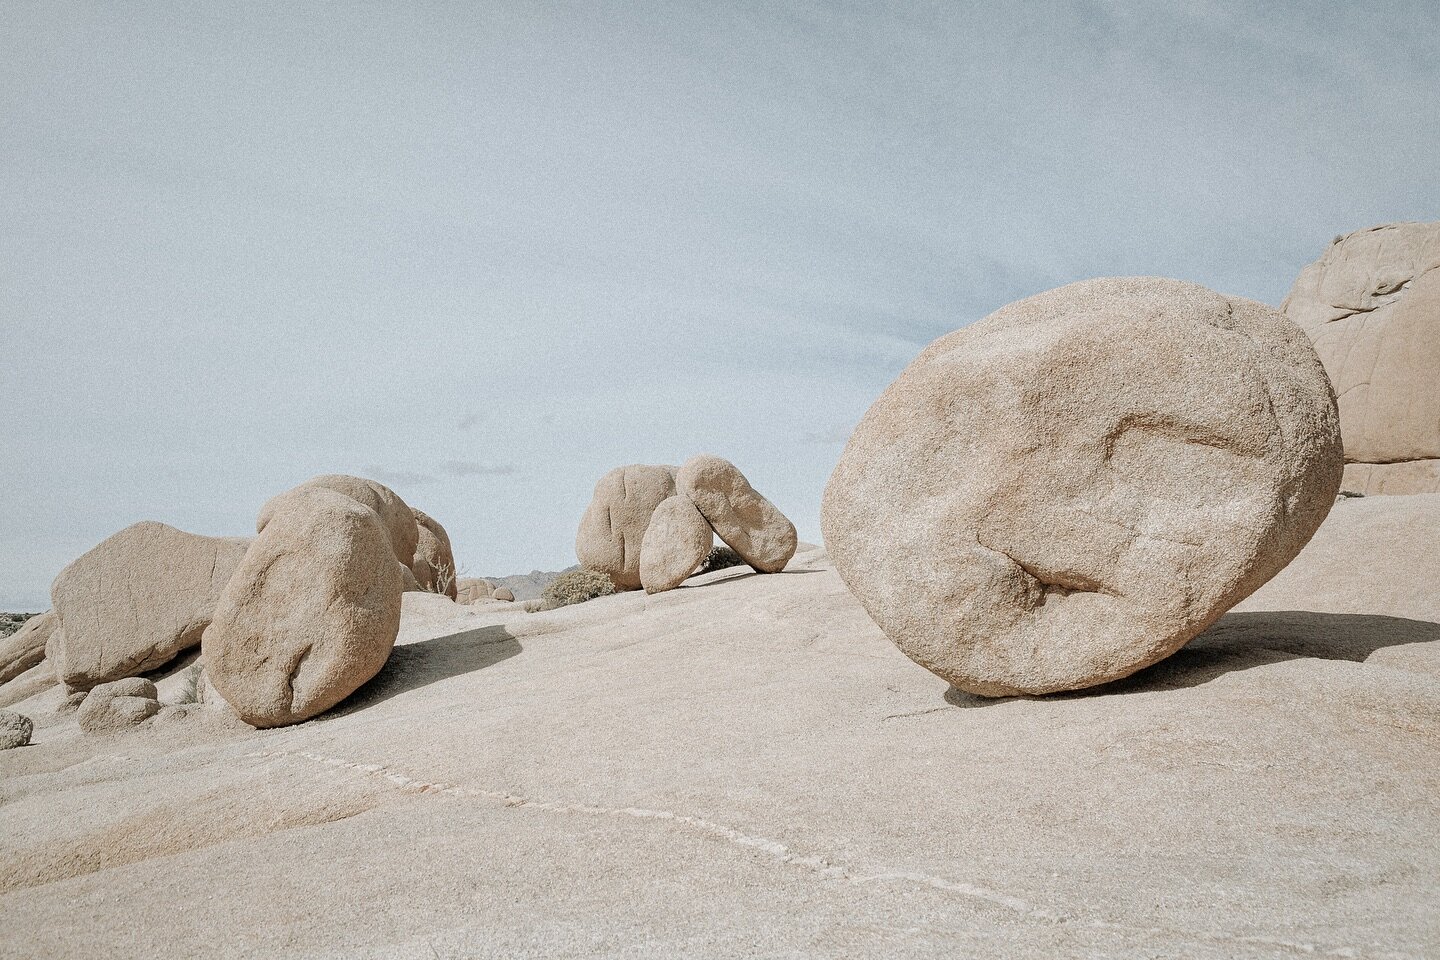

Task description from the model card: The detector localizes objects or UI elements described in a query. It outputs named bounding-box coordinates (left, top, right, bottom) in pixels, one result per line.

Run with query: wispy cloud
left=365, top=466, right=439, bottom=487
left=441, top=461, right=517, bottom=477
left=456, top=414, right=482, bottom=431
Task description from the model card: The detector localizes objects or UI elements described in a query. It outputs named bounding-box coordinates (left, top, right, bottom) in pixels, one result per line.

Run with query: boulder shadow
left=328, top=624, right=521, bottom=717
left=941, top=611, right=1440, bottom=706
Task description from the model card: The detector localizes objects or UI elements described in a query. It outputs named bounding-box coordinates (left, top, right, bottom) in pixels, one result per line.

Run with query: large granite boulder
left=823, top=277, right=1343, bottom=696
left=203, top=485, right=403, bottom=728
left=49, top=523, right=251, bottom=691
left=410, top=508, right=458, bottom=598
left=1283, top=222, right=1440, bottom=494
left=575, top=464, right=677, bottom=590
left=640, top=495, right=714, bottom=594
left=676, top=456, right=796, bottom=574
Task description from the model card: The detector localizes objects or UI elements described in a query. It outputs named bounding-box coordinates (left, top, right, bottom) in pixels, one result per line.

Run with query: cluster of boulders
left=576, top=455, right=797, bottom=594
left=824, top=276, right=1345, bottom=697
left=0, top=474, right=463, bottom=734
left=1282, top=221, right=1440, bottom=495
left=455, top=578, right=514, bottom=604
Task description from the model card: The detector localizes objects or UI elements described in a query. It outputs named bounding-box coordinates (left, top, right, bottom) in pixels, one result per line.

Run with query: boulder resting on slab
left=204, top=485, right=403, bottom=728
left=49, top=523, right=251, bottom=691
left=823, top=276, right=1343, bottom=696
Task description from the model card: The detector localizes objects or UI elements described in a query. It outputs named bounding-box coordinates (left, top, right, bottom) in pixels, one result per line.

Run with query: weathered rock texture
left=0, top=709, right=32, bottom=749
left=491, top=587, right=514, bottom=602
left=0, top=612, right=54, bottom=685
left=823, top=277, right=1344, bottom=696
left=456, top=578, right=495, bottom=604
left=48, top=523, right=251, bottom=691
left=676, top=456, right=797, bottom=574
left=204, top=485, right=403, bottom=728
left=410, top=508, right=458, bottom=599
left=575, top=464, right=677, bottom=590
left=640, top=495, right=714, bottom=594
left=1283, top=222, right=1440, bottom=492
left=76, top=677, right=161, bottom=733
left=257, top=475, right=419, bottom=563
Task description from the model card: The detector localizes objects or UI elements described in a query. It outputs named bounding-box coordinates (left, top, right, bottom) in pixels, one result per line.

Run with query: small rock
left=0, top=710, right=33, bottom=749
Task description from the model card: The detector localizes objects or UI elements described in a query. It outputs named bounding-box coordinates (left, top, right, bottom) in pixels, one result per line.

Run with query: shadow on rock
left=330, top=624, right=521, bottom=717
left=942, top=611, right=1440, bottom=706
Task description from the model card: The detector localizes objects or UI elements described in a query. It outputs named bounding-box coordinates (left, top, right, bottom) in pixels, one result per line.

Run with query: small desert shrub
left=542, top=570, right=616, bottom=607
left=696, top=545, right=748, bottom=576
left=0, top=613, right=37, bottom=640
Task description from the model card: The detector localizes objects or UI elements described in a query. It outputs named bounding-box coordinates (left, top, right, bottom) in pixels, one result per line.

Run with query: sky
left=2, top=0, right=1437, bottom=609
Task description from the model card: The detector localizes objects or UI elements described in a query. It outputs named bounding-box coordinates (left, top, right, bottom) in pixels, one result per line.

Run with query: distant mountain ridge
left=478, top=565, right=579, bottom=601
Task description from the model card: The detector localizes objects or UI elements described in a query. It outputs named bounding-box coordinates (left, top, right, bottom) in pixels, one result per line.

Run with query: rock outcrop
left=203, top=484, right=404, bottom=728
left=48, top=523, right=251, bottom=691
left=410, top=508, right=458, bottom=598
left=823, top=277, right=1343, bottom=696
left=575, top=464, right=677, bottom=590
left=456, top=578, right=495, bottom=604
left=0, top=611, right=54, bottom=685
left=676, top=455, right=797, bottom=574
left=640, top=495, right=714, bottom=594
left=257, top=474, right=419, bottom=563
left=1283, top=222, right=1440, bottom=494
left=0, top=709, right=32, bottom=749
left=491, top=587, right=515, bottom=602
left=76, top=677, right=161, bottom=733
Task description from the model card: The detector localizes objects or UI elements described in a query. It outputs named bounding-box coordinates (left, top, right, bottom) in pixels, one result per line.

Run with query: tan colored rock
left=639, top=496, right=714, bottom=593
left=257, top=475, right=419, bottom=563
left=823, top=277, right=1343, bottom=697
left=204, top=486, right=403, bottom=728
left=676, top=456, right=796, bottom=574
left=575, top=464, right=677, bottom=590
left=76, top=677, right=161, bottom=733
left=49, top=523, right=251, bottom=691
left=1283, top=222, right=1440, bottom=480
left=1340, top=459, right=1440, bottom=495
left=456, top=578, right=494, bottom=604
left=491, top=587, right=515, bottom=602
left=410, top=508, right=458, bottom=598
left=399, top=563, right=422, bottom=593
left=0, top=709, right=32, bottom=749
left=0, top=612, right=54, bottom=685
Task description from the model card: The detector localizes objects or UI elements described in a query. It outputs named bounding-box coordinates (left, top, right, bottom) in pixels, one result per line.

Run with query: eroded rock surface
left=676, top=456, right=796, bottom=574
left=410, top=508, right=458, bottom=598
left=0, top=612, right=54, bottom=685
left=204, top=485, right=403, bottom=728
left=640, top=495, right=714, bottom=594
left=823, top=277, right=1343, bottom=696
left=76, top=678, right=161, bottom=733
left=575, top=464, right=677, bottom=590
left=1283, top=222, right=1440, bottom=491
left=49, top=523, right=251, bottom=690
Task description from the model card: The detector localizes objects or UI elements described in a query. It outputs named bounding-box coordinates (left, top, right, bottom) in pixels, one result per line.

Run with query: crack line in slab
left=244, top=749, right=1411, bottom=959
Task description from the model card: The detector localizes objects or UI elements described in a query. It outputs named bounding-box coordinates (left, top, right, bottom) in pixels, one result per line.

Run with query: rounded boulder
left=822, top=277, right=1344, bottom=696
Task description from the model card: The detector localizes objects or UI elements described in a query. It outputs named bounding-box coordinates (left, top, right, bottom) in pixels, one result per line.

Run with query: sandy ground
left=1, top=497, right=1438, bottom=959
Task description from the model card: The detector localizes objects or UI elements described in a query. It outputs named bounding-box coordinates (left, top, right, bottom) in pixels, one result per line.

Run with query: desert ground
left=3, top=489, right=1437, bottom=959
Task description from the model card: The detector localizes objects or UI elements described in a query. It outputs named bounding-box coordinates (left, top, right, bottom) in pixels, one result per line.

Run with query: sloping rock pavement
left=1, top=501, right=1437, bottom=959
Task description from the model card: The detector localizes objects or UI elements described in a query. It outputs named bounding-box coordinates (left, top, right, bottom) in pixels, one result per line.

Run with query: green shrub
left=542, top=570, right=617, bottom=607
left=696, top=545, right=748, bottom=576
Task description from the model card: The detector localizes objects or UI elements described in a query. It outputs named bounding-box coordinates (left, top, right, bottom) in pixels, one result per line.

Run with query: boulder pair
left=576, top=455, right=797, bottom=595
left=24, top=474, right=458, bottom=730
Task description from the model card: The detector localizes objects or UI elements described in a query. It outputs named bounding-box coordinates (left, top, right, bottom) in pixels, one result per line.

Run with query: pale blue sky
left=3, top=1, right=1437, bottom=608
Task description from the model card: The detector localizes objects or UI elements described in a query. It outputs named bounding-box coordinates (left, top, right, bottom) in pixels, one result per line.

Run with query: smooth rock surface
left=204, top=486, right=403, bottom=728
left=410, top=508, right=457, bottom=599
left=490, top=587, right=514, bottom=602
left=49, top=523, right=251, bottom=690
left=1340, top=459, right=1440, bottom=495
left=1, top=512, right=1436, bottom=958
left=456, top=578, right=495, bottom=604
left=0, top=612, right=54, bottom=685
left=824, top=277, right=1344, bottom=696
left=575, top=464, right=677, bottom=590
left=1283, top=222, right=1440, bottom=472
left=676, top=455, right=796, bottom=574
left=640, top=495, right=714, bottom=593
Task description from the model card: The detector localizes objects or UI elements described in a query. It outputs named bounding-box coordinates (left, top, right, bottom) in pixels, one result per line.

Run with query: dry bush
left=542, top=570, right=617, bottom=607
left=696, top=545, right=749, bottom=576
